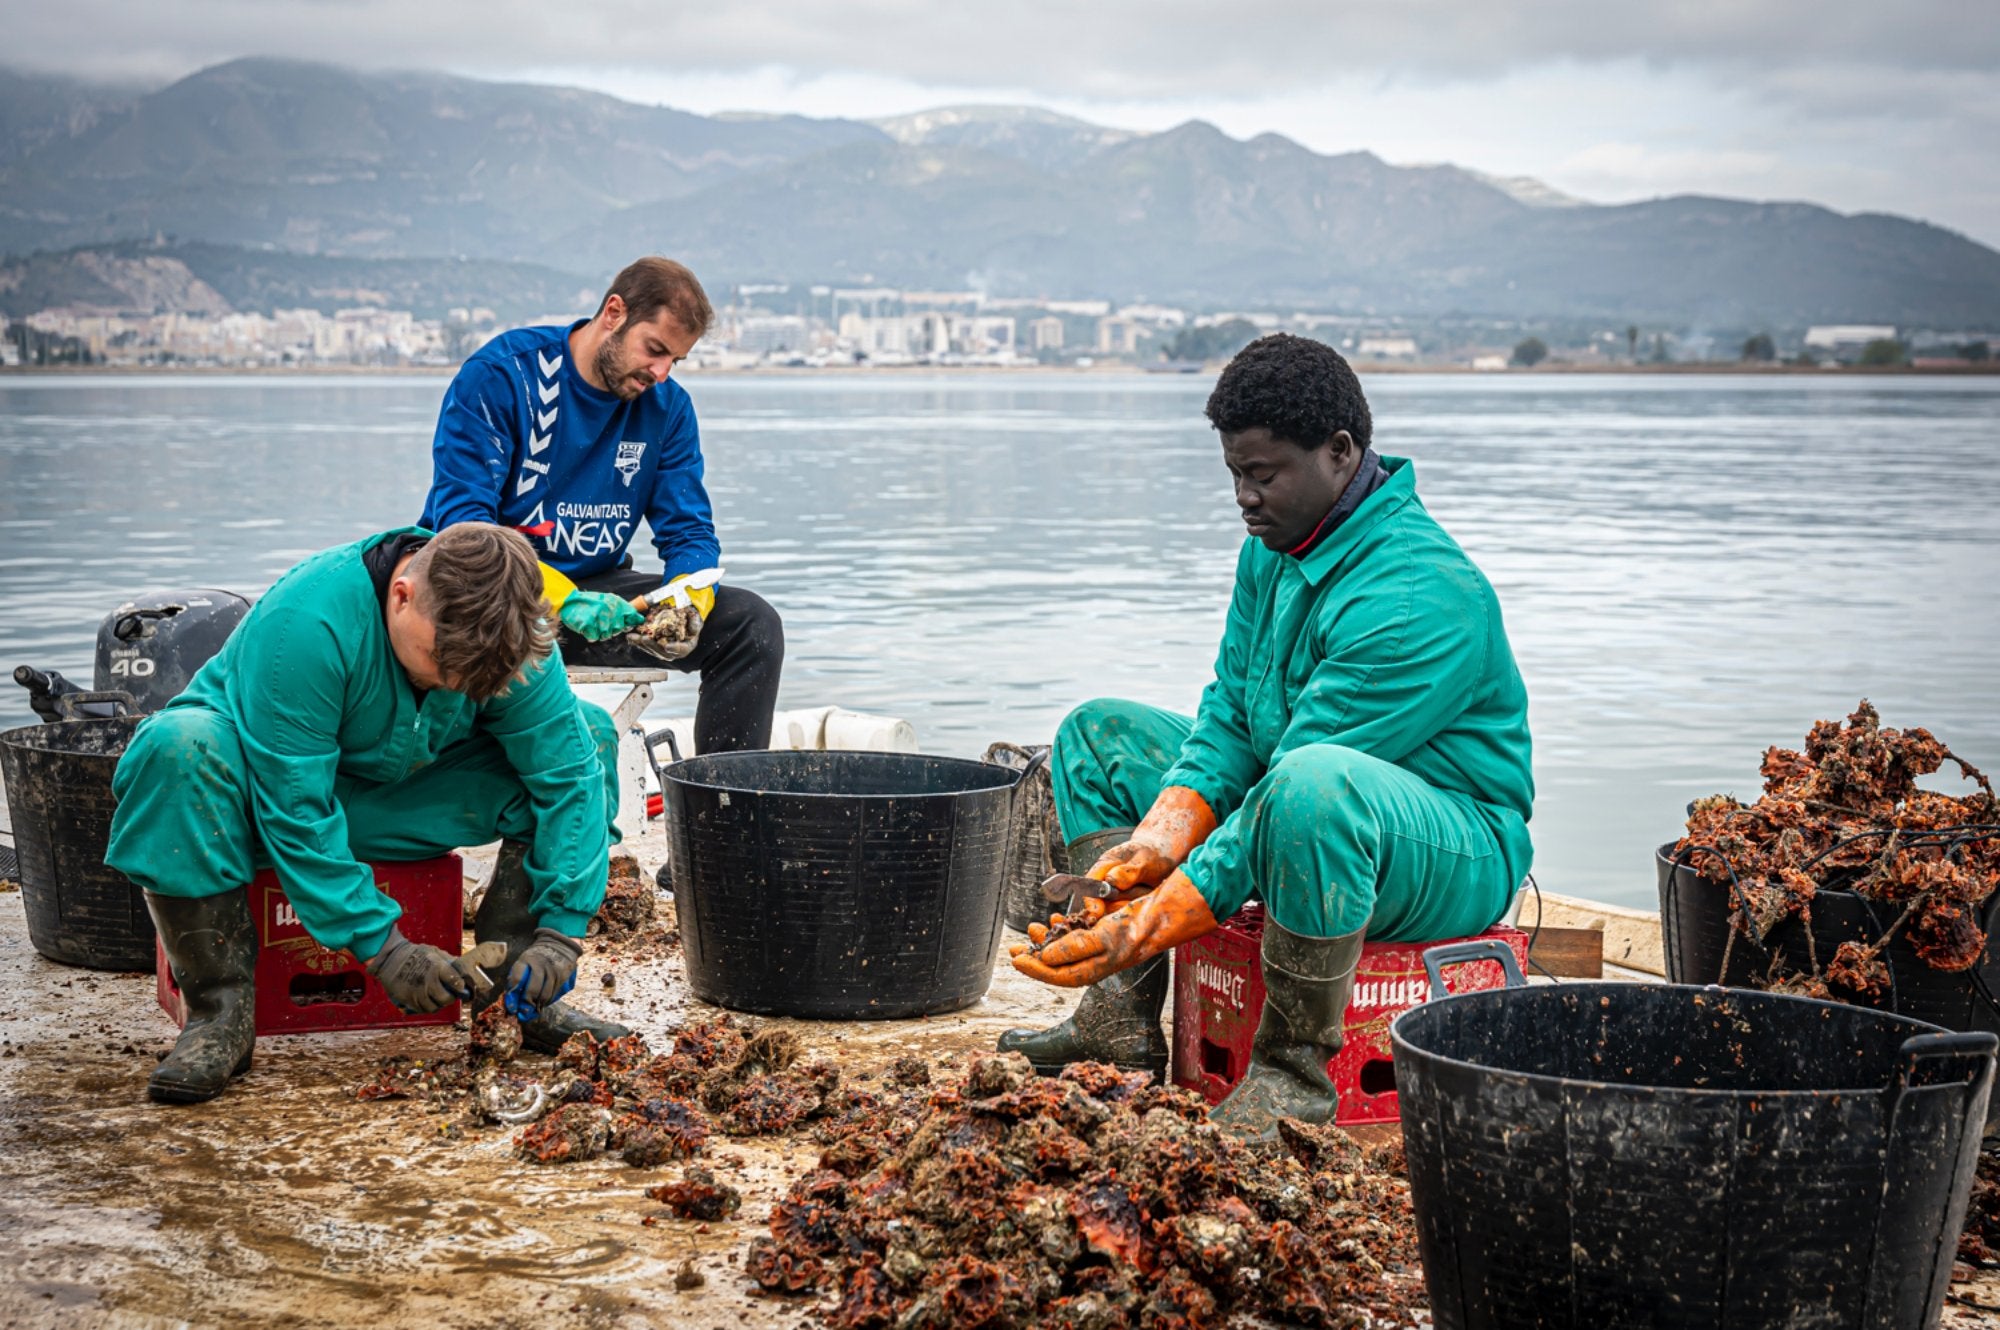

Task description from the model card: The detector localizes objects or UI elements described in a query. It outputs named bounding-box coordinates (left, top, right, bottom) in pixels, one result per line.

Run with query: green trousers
left=1052, top=698, right=1515, bottom=940
left=107, top=702, right=619, bottom=945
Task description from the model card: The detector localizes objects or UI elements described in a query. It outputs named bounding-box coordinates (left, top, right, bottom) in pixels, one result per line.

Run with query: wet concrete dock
left=0, top=818, right=1087, bottom=1329
left=3, top=810, right=1998, bottom=1327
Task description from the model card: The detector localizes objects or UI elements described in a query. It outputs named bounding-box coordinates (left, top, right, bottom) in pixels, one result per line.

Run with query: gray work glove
left=502, top=927, right=582, bottom=1022
left=366, top=926, right=474, bottom=1014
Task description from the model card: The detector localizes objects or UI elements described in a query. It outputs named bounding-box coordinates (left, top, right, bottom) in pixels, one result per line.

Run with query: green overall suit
left=1053, top=457, right=1534, bottom=941
left=106, top=529, right=620, bottom=961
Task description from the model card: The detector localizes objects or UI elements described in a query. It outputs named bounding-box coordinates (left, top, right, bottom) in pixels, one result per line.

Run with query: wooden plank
left=1513, top=889, right=1666, bottom=977
left=1523, top=924, right=1604, bottom=978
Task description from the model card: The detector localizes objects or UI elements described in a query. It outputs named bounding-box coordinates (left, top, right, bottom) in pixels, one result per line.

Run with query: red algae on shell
left=747, top=1051, right=1426, bottom=1328
left=1679, top=702, right=1999, bottom=990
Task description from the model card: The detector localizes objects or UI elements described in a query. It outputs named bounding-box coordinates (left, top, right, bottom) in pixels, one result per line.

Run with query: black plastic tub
left=662, top=749, right=1022, bottom=1019
left=0, top=717, right=153, bottom=970
left=1394, top=941, right=1994, bottom=1330
left=1657, top=843, right=2000, bottom=1037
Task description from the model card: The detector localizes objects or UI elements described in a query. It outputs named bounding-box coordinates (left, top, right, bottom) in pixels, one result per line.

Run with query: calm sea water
left=1, top=371, right=1996, bottom=908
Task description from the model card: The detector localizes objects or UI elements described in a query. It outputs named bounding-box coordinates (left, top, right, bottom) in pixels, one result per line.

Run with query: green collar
left=1291, top=456, right=1416, bottom=586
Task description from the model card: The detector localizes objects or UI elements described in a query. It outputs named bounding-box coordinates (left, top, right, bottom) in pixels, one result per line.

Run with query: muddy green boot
left=1207, top=918, right=1364, bottom=1139
left=147, top=889, right=257, bottom=1104
left=997, top=956, right=1170, bottom=1077
left=472, top=840, right=631, bottom=1054
left=997, top=827, right=1170, bottom=1078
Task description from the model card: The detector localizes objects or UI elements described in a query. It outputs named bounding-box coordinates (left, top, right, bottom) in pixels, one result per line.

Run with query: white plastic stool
left=565, top=666, right=673, bottom=835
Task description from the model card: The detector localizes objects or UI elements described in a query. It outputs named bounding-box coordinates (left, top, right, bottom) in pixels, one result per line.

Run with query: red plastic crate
left=156, top=854, right=464, bottom=1036
left=1171, top=904, right=1529, bottom=1125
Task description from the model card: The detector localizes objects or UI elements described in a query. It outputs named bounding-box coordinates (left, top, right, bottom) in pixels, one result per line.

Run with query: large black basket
left=662, top=749, right=1022, bottom=1019
left=1395, top=941, right=1994, bottom=1330
left=981, top=742, right=1056, bottom=934
left=1657, top=843, right=2000, bottom=1035
left=0, top=717, right=153, bottom=970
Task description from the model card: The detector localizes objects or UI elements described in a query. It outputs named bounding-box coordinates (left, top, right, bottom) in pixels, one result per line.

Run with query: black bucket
left=663, top=749, right=1023, bottom=1019
left=1394, top=941, right=1995, bottom=1330
left=0, top=717, right=153, bottom=970
left=1657, top=843, right=2000, bottom=1037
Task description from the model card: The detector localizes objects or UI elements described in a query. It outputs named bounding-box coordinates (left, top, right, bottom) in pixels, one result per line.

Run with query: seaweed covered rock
left=749, top=1051, right=1425, bottom=1327
left=355, top=1013, right=846, bottom=1171
left=594, top=851, right=656, bottom=939
left=649, top=1165, right=744, bottom=1221
left=1678, top=702, right=1999, bottom=990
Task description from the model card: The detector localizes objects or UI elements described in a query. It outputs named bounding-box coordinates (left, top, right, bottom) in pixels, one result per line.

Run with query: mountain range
left=4, top=58, right=1999, bottom=328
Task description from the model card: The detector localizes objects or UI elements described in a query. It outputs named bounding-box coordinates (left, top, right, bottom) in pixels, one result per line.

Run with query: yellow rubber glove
left=637, top=567, right=724, bottom=620
left=539, top=563, right=580, bottom=615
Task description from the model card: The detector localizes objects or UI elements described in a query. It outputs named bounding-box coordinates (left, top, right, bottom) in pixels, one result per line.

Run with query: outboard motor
left=94, top=588, right=252, bottom=712
left=13, top=587, right=255, bottom=722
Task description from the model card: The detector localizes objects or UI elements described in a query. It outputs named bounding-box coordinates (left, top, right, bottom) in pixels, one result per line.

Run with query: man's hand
left=1011, top=871, right=1220, bottom=988
left=1084, top=786, right=1220, bottom=891
left=366, top=927, right=474, bottom=1013
left=645, top=567, right=724, bottom=621
left=558, top=590, right=646, bottom=642
left=503, top=928, right=582, bottom=1021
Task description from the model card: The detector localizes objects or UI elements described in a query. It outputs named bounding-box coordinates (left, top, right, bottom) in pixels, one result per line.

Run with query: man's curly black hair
left=1204, top=333, right=1372, bottom=452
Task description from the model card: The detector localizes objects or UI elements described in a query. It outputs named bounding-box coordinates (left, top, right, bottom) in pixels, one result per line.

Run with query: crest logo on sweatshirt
left=614, top=440, right=646, bottom=487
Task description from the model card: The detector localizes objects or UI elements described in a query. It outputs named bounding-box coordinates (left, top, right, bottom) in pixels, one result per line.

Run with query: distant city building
left=953, top=315, right=1016, bottom=355
left=1117, top=304, right=1187, bottom=327
left=734, top=315, right=811, bottom=356
left=1199, top=312, right=1281, bottom=330
left=1030, top=317, right=1065, bottom=352
left=1805, top=324, right=1898, bottom=351
left=19, top=305, right=447, bottom=365
left=1471, top=355, right=1509, bottom=371
left=902, top=291, right=984, bottom=309
left=1356, top=336, right=1419, bottom=358
left=1045, top=299, right=1112, bottom=317
left=1096, top=316, right=1142, bottom=355
left=835, top=311, right=1016, bottom=360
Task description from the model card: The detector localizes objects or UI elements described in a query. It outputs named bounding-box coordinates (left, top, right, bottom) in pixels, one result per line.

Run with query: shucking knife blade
left=1040, top=872, right=1113, bottom=904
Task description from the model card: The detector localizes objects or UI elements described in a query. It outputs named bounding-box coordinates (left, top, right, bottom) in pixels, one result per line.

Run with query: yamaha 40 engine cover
left=95, top=589, right=252, bottom=712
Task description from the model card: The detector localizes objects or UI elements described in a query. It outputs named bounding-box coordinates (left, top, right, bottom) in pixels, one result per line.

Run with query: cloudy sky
left=7, top=0, right=1998, bottom=246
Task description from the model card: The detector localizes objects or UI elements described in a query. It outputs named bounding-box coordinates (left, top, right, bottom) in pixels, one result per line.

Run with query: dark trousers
left=559, top=566, right=784, bottom=754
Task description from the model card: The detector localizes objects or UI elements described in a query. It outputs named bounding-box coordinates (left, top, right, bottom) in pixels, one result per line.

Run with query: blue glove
left=502, top=927, right=581, bottom=1022
left=558, top=590, right=645, bottom=642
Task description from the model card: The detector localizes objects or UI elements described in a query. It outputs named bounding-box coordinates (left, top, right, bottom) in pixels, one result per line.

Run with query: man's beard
left=594, top=330, right=649, bottom=400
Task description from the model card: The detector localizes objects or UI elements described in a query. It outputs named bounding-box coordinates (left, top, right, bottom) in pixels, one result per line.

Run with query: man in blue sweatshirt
left=421, top=257, right=783, bottom=753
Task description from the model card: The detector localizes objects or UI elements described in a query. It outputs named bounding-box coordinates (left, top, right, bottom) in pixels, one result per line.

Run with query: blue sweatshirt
left=420, top=322, right=720, bottom=581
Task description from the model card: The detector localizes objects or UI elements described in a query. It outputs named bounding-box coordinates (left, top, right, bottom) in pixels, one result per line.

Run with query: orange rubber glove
left=1011, top=870, right=1219, bottom=988
left=1076, top=785, right=1219, bottom=920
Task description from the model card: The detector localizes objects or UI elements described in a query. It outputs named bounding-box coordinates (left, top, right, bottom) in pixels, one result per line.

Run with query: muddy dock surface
left=3, top=833, right=1998, bottom=1327
left=0, top=830, right=1087, bottom=1329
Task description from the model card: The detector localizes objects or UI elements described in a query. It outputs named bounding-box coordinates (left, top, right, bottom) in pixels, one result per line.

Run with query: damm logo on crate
left=1352, top=977, right=1431, bottom=1011
left=259, top=881, right=352, bottom=974
left=1194, top=957, right=1249, bottom=1008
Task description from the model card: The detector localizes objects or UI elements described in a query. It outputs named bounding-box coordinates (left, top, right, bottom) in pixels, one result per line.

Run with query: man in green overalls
left=106, top=523, right=627, bottom=1104
left=1004, top=335, right=1534, bottom=1136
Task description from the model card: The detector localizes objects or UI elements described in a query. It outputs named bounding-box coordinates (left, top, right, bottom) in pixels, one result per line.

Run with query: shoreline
left=4, top=361, right=1998, bottom=379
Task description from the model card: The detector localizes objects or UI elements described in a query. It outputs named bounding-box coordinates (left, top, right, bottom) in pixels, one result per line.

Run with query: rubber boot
left=1207, top=918, right=1364, bottom=1139
left=146, top=889, right=257, bottom=1104
left=472, top=841, right=632, bottom=1054
left=997, top=827, right=1170, bottom=1078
